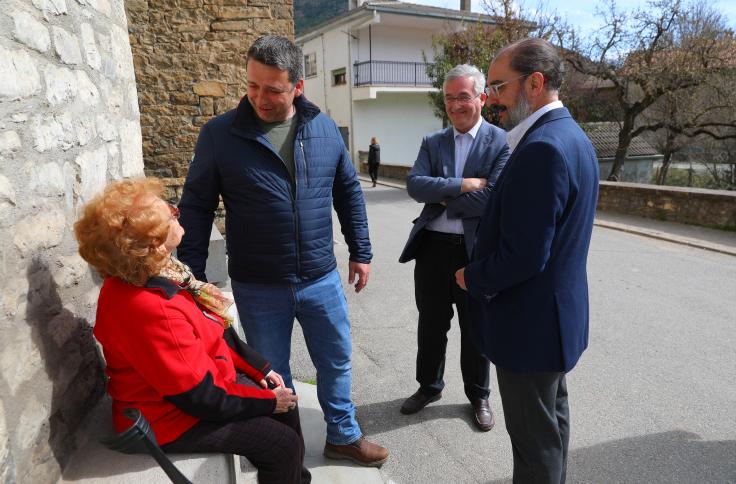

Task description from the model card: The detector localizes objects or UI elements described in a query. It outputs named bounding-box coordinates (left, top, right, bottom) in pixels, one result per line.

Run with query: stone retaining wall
left=125, top=0, right=294, bottom=179
left=0, top=0, right=142, bottom=481
left=597, top=181, right=736, bottom=230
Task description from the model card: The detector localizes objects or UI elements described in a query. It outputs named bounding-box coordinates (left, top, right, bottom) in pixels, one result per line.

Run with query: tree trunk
left=656, top=131, right=676, bottom=185
left=657, top=151, right=673, bottom=185
left=608, top=115, right=635, bottom=181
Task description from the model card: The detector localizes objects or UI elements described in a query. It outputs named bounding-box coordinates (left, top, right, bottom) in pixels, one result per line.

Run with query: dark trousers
left=162, top=376, right=311, bottom=484
left=368, top=163, right=379, bottom=184
left=496, top=367, right=569, bottom=484
left=414, top=232, right=490, bottom=401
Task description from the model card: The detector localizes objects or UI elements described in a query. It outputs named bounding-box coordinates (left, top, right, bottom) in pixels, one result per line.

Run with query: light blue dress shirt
left=426, top=116, right=483, bottom=234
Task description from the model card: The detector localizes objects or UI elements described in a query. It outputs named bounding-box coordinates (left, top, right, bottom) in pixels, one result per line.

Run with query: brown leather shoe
left=472, top=398, right=495, bottom=432
left=323, top=436, right=389, bottom=467
left=400, top=390, right=442, bottom=415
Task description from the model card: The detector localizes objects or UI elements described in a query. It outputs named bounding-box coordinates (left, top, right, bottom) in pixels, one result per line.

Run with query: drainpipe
left=321, top=34, right=329, bottom=115
left=347, top=30, right=356, bottom=169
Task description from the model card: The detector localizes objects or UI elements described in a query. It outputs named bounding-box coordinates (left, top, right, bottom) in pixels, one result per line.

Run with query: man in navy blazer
left=456, top=39, right=599, bottom=482
left=399, top=64, right=509, bottom=431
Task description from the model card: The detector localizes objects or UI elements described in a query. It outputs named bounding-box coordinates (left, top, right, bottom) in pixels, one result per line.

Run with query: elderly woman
left=75, top=178, right=310, bottom=484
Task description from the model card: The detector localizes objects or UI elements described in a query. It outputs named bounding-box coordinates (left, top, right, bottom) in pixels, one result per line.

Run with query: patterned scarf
left=158, top=256, right=234, bottom=328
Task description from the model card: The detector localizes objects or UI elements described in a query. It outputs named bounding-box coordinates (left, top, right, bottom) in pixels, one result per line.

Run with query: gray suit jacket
left=399, top=119, right=509, bottom=262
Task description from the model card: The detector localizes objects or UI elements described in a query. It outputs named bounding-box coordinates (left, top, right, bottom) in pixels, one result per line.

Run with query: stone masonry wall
left=598, top=181, right=736, bottom=230
left=125, top=0, right=294, bottom=194
left=0, top=0, right=142, bottom=481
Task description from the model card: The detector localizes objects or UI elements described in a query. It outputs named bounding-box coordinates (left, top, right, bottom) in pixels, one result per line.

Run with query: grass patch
left=299, top=378, right=317, bottom=385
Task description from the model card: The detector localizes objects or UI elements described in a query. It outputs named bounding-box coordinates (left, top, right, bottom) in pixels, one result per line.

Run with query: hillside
left=294, top=0, right=348, bottom=36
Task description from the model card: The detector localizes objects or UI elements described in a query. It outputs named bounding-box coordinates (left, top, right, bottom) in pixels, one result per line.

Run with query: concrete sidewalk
left=361, top=175, right=736, bottom=256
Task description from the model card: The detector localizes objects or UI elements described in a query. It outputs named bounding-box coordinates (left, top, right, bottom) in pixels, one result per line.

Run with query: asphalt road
left=288, top=181, right=736, bottom=484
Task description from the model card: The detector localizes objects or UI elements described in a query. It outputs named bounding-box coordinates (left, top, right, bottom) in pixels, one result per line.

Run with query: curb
left=593, top=220, right=736, bottom=257
left=358, top=176, right=736, bottom=257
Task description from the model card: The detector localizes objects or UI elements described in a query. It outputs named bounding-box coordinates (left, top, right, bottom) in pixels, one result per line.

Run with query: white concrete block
left=12, top=208, right=67, bottom=257
left=17, top=397, right=49, bottom=449
left=96, top=115, right=117, bottom=141
left=0, top=45, right=42, bottom=99
left=76, top=70, right=100, bottom=106
left=52, top=26, right=83, bottom=65
left=0, top=131, right=21, bottom=154
left=75, top=146, right=108, bottom=202
left=31, top=113, right=76, bottom=151
left=32, top=0, right=67, bottom=15
left=119, top=120, right=143, bottom=177
left=43, top=64, right=77, bottom=105
left=79, top=23, right=101, bottom=70
left=12, top=10, right=51, bottom=53
left=0, top=175, right=16, bottom=206
left=205, top=224, right=228, bottom=284
left=29, top=161, right=65, bottom=197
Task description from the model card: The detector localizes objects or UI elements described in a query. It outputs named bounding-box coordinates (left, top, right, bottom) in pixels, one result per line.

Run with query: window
left=304, top=53, right=317, bottom=78
left=332, top=67, right=346, bottom=86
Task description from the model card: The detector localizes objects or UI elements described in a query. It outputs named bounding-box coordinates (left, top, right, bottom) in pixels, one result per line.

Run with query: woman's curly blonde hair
left=74, top=178, right=172, bottom=286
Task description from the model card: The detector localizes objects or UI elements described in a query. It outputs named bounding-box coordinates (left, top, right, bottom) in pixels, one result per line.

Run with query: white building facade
left=296, top=1, right=496, bottom=169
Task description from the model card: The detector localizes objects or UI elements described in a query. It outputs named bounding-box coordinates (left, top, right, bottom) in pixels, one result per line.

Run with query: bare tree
left=563, top=0, right=736, bottom=181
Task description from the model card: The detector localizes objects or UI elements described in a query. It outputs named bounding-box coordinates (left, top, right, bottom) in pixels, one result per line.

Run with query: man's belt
left=424, top=230, right=464, bottom=245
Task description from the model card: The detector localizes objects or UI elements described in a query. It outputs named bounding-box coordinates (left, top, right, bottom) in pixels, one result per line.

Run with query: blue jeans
left=232, top=269, right=362, bottom=445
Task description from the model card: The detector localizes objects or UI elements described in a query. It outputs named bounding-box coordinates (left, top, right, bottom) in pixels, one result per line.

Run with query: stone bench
left=58, top=395, right=258, bottom=484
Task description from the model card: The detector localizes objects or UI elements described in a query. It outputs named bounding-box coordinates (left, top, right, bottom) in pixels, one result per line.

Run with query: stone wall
left=0, top=0, right=142, bottom=481
left=598, top=181, right=736, bottom=230
left=125, top=0, right=294, bottom=189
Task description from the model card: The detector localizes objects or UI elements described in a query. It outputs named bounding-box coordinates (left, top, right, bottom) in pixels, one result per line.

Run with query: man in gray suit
left=398, top=64, right=509, bottom=430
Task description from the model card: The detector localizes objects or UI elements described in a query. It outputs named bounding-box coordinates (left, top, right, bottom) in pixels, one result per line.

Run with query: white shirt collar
left=453, top=115, right=483, bottom=140
left=506, top=100, right=564, bottom=153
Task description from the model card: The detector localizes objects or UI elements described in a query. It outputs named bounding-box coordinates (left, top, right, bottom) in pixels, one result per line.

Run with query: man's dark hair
left=247, top=35, right=304, bottom=84
left=499, top=38, right=563, bottom=91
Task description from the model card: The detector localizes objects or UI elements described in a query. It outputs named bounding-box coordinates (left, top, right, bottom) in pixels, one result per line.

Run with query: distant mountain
left=295, top=0, right=348, bottom=36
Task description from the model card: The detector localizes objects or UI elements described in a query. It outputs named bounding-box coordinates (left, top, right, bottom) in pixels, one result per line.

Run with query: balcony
left=353, top=60, right=434, bottom=87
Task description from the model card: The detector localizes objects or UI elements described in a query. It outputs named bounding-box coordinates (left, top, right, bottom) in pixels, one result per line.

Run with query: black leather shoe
left=400, top=390, right=441, bottom=415
left=472, top=398, right=495, bottom=431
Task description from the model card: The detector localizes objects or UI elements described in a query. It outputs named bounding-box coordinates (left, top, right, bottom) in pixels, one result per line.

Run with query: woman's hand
left=259, top=370, right=285, bottom=389
left=272, top=386, right=298, bottom=413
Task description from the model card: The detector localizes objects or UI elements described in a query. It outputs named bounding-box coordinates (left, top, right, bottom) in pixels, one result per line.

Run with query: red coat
left=94, top=276, right=277, bottom=445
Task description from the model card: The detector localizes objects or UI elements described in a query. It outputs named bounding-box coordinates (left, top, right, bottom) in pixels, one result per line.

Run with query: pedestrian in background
left=368, top=137, right=380, bottom=187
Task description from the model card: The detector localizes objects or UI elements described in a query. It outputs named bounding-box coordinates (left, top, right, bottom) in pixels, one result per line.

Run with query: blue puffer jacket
left=177, top=95, right=372, bottom=283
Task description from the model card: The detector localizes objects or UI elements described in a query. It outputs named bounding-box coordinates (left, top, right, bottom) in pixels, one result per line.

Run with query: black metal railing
left=353, top=60, right=434, bottom=87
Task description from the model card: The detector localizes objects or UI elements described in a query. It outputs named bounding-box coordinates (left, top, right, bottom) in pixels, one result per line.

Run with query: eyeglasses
left=484, top=74, right=530, bottom=98
left=168, top=203, right=180, bottom=220
left=444, top=92, right=482, bottom=105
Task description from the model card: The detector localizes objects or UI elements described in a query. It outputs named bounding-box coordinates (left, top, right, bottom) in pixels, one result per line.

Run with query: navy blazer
left=399, top=119, right=509, bottom=262
left=465, top=107, right=599, bottom=373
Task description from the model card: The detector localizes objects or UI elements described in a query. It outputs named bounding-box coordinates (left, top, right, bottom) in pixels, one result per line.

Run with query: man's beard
left=502, top=89, right=533, bottom=131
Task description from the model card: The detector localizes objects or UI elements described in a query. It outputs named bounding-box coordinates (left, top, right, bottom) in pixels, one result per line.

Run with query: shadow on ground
left=486, top=430, right=735, bottom=484
left=361, top=186, right=411, bottom=205
left=357, top=398, right=484, bottom=434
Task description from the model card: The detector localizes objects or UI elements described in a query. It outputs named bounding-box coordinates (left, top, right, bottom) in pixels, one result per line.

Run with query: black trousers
left=413, top=232, right=490, bottom=401
left=162, top=376, right=311, bottom=484
left=368, top=163, right=379, bottom=183
left=496, top=367, right=569, bottom=484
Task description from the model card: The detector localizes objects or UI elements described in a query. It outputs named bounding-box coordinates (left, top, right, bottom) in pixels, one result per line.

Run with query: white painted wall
left=358, top=24, right=436, bottom=63
left=353, top=92, right=442, bottom=167
left=300, top=28, right=353, bottom=147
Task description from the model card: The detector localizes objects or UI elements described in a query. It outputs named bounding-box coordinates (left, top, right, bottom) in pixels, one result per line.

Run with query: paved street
left=289, top=181, right=736, bottom=484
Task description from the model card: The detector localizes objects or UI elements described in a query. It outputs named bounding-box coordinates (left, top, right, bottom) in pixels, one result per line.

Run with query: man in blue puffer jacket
left=177, top=35, right=389, bottom=467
